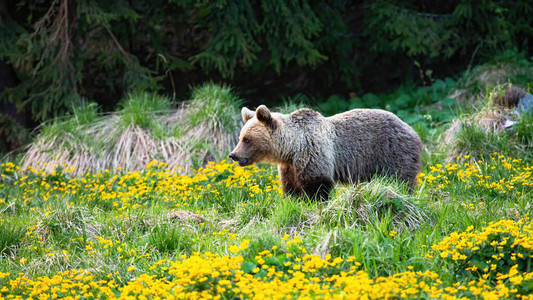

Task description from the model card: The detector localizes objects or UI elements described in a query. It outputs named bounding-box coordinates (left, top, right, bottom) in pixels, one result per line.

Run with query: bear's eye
left=243, top=137, right=250, bottom=144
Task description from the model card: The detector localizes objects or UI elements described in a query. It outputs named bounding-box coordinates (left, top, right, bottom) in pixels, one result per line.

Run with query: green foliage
left=318, top=94, right=364, bottom=117
left=317, top=77, right=458, bottom=130
left=37, top=100, right=102, bottom=151
left=0, top=0, right=164, bottom=123
left=450, top=122, right=510, bottom=161
left=457, top=50, right=533, bottom=99
left=365, top=1, right=449, bottom=58
left=275, top=96, right=310, bottom=114
left=0, top=113, right=30, bottom=153
left=39, top=100, right=100, bottom=139
left=40, top=204, right=100, bottom=243
left=364, top=1, right=533, bottom=61
left=514, top=112, right=533, bottom=149
left=0, top=0, right=352, bottom=125
left=188, top=1, right=347, bottom=78
left=434, top=219, right=533, bottom=284
left=321, top=179, right=427, bottom=234
left=147, top=223, right=193, bottom=255
left=443, top=86, right=533, bottom=162
left=187, top=83, right=241, bottom=133
left=0, top=220, right=26, bottom=257
left=118, top=92, right=172, bottom=129
left=71, top=101, right=100, bottom=126
left=269, top=198, right=306, bottom=230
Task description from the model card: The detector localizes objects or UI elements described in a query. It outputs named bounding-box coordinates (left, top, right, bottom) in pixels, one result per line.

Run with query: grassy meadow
left=1, top=83, right=533, bottom=299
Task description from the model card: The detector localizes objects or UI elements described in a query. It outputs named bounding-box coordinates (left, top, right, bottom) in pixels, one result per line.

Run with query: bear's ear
left=255, top=105, right=272, bottom=125
left=242, top=107, right=254, bottom=123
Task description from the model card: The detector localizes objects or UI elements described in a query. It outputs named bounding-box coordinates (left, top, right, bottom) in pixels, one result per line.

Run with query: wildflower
left=229, top=245, right=240, bottom=253
left=239, top=239, right=250, bottom=250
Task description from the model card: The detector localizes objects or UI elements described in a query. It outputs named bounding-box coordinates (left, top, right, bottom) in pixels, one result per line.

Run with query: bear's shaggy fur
left=229, top=105, right=423, bottom=201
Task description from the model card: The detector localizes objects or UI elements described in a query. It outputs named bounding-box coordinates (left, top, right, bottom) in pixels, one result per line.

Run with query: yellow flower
left=509, top=275, right=523, bottom=285
left=239, top=239, right=250, bottom=250
left=228, top=245, right=240, bottom=253
left=127, top=265, right=135, bottom=272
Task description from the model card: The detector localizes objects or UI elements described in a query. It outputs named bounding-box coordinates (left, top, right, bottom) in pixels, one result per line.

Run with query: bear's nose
left=229, top=153, right=238, bottom=161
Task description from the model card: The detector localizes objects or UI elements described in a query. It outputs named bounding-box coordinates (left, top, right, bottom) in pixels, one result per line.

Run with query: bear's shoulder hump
left=292, top=108, right=321, bottom=117
left=289, top=108, right=322, bottom=124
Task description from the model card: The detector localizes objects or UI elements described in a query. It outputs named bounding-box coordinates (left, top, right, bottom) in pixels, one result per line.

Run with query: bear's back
left=329, top=108, right=416, bottom=140
left=327, top=109, right=422, bottom=185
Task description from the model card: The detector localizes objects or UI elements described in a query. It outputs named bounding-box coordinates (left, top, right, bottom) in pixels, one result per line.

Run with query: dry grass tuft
left=142, top=210, right=208, bottom=228
left=450, top=57, right=533, bottom=105
left=217, top=218, right=239, bottom=231
left=21, top=88, right=241, bottom=174
left=443, top=108, right=510, bottom=142
left=491, top=85, right=527, bottom=108
left=440, top=84, right=532, bottom=161
left=440, top=91, right=528, bottom=161
left=315, top=182, right=428, bottom=233
left=36, top=206, right=101, bottom=241
left=351, top=184, right=427, bottom=233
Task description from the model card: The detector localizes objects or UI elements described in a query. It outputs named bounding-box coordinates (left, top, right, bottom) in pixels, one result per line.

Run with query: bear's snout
left=229, top=153, right=249, bottom=166
left=228, top=153, right=238, bottom=161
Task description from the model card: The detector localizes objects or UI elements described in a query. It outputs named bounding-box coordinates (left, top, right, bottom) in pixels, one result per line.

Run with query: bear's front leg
left=293, top=152, right=335, bottom=201
left=300, top=176, right=334, bottom=202
left=278, top=164, right=303, bottom=197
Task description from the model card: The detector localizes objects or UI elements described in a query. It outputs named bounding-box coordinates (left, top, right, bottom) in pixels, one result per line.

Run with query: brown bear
left=229, top=105, right=423, bottom=201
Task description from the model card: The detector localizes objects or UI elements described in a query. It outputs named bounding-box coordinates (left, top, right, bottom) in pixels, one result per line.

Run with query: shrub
left=432, top=218, right=533, bottom=281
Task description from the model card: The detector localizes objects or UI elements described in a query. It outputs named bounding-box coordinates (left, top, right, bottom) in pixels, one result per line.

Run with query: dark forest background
left=1, top=0, right=532, bottom=153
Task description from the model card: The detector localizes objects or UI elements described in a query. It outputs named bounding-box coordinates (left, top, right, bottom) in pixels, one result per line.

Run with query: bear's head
left=229, top=105, right=278, bottom=166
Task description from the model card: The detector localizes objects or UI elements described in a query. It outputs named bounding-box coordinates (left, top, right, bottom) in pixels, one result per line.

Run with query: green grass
left=0, top=219, right=26, bottom=257
left=147, top=223, right=194, bottom=255
left=269, top=197, right=307, bottom=231
left=1, top=79, right=533, bottom=297
left=118, top=91, right=173, bottom=129
left=514, top=112, right=533, bottom=154
left=187, top=82, right=241, bottom=133
left=1, top=147, right=532, bottom=298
